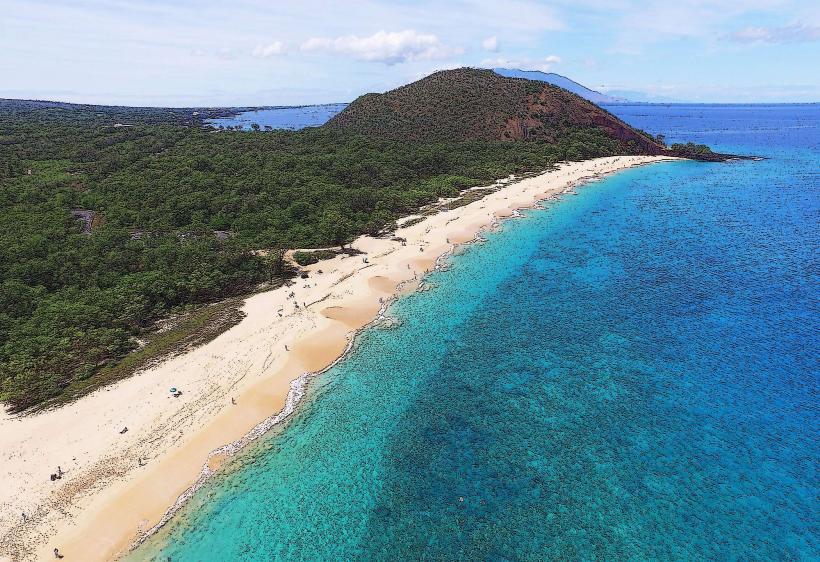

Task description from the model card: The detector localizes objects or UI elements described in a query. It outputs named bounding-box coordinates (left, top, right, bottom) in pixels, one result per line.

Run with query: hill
left=492, top=68, right=627, bottom=104
left=325, top=68, right=664, bottom=153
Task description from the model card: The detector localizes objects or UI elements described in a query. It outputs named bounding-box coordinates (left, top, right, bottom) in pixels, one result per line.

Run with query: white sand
left=0, top=155, right=676, bottom=561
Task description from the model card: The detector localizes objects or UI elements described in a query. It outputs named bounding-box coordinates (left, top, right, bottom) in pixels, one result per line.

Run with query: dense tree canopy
left=0, top=98, right=630, bottom=411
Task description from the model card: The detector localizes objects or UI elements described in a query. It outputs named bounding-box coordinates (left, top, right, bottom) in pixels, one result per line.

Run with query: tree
left=263, top=249, right=287, bottom=282
left=319, top=209, right=352, bottom=250
left=364, top=205, right=394, bottom=237
left=263, top=234, right=292, bottom=281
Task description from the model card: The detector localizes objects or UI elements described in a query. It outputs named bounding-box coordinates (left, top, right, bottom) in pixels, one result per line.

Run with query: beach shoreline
left=0, top=155, right=677, bottom=562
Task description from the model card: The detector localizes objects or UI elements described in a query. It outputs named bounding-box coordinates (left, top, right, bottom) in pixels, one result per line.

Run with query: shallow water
left=204, top=104, right=347, bottom=130
left=133, top=105, right=819, bottom=560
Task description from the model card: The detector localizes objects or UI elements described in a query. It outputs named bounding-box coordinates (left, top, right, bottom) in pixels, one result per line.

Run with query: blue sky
left=1, top=0, right=818, bottom=106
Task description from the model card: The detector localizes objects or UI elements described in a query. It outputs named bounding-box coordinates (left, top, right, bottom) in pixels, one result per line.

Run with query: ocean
left=132, top=105, right=819, bottom=560
left=204, top=104, right=347, bottom=130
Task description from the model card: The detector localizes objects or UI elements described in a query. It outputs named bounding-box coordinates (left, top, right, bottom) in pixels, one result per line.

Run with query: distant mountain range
left=492, top=68, right=630, bottom=104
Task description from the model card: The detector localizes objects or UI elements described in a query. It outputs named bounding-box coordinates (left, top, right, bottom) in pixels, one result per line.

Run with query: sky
left=1, top=0, right=819, bottom=106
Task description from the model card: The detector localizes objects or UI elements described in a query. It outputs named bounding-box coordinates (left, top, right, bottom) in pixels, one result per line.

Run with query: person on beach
left=231, top=397, right=236, bottom=405
left=21, top=512, right=26, bottom=523
left=53, top=548, right=63, bottom=559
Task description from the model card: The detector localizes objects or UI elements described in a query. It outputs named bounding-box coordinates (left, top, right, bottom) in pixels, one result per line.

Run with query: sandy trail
left=0, top=156, right=676, bottom=562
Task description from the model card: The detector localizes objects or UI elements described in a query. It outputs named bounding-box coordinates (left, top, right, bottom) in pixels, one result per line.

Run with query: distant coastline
left=204, top=103, right=348, bottom=130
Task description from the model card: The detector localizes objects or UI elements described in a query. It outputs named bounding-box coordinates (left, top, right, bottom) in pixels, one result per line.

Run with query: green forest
left=0, top=100, right=629, bottom=411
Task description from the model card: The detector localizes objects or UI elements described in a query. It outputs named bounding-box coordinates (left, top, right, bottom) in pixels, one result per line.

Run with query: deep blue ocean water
left=204, top=104, right=347, bottom=130
left=134, top=105, right=819, bottom=561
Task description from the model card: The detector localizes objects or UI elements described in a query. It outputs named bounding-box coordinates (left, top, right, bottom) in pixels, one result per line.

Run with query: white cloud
left=300, top=30, right=461, bottom=65
left=727, top=24, right=820, bottom=43
left=4, top=0, right=818, bottom=105
left=481, top=35, right=499, bottom=52
left=480, top=55, right=561, bottom=73
left=602, top=0, right=804, bottom=53
left=252, top=41, right=286, bottom=58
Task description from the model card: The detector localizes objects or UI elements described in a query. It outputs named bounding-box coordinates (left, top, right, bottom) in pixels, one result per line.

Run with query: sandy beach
left=0, top=155, right=676, bottom=562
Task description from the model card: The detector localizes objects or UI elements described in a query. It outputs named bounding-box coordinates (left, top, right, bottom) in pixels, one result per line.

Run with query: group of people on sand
left=46, top=467, right=68, bottom=557
left=49, top=465, right=64, bottom=482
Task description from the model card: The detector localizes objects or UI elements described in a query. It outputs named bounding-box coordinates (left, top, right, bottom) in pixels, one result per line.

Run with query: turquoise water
left=134, top=106, right=819, bottom=560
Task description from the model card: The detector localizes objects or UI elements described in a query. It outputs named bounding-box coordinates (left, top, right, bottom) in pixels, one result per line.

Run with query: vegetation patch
left=440, top=188, right=499, bottom=211
left=670, top=142, right=713, bottom=156
left=398, top=217, right=425, bottom=229
left=44, top=299, right=247, bottom=412
left=292, top=249, right=338, bottom=266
